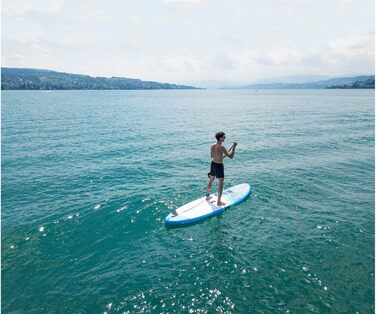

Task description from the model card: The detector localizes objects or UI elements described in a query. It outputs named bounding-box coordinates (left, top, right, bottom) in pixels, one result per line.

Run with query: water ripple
left=2, top=89, right=374, bottom=313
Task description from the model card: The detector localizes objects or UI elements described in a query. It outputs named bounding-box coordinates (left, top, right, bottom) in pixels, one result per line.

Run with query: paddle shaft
left=228, top=142, right=236, bottom=152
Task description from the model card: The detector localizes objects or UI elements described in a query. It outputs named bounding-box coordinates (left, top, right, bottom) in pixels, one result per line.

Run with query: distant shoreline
left=1, top=67, right=374, bottom=90
left=2, top=86, right=374, bottom=91
left=222, top=76, right=375, bottom=90
left=1, top=67, right=203, bottom=90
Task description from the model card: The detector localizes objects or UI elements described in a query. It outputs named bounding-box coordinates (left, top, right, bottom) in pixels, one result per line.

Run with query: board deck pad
left=165, top=183, right=252, bottom=226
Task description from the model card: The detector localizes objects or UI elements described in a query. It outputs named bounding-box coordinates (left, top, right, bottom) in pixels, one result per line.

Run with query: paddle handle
left=228, top=142, right=237, bottom=152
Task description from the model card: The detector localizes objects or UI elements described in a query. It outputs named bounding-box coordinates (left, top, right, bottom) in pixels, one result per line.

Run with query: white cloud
left=1, top=0, right=374, bottom=83
left=59, top=2, right=110, bottom=22
left=326, top=35, right=374, bottom=62
left=54, top=31, right=92, bottom=47
left=30, top=43, right=52, bottom=57
left=3, top=0, right=66, bottom=16
left=2, top=21, right=43, bottom=43
left=162, top=0, right=208, bottom=8
left=5, top=54, right=24, bottom=63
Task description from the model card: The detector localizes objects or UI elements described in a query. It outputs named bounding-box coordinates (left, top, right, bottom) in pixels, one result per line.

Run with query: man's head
left=215, top=131, right=226, bottom=142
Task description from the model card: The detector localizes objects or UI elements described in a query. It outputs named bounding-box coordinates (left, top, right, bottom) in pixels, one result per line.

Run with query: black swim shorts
left=208, top=161, right=225, bottom=178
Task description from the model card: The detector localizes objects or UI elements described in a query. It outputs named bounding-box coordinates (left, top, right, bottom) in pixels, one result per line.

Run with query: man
left=206, top=131, right=237, bottom=206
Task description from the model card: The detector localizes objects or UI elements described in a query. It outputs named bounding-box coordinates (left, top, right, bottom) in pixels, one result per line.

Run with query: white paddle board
left=165, top=183, right=252, bottom=226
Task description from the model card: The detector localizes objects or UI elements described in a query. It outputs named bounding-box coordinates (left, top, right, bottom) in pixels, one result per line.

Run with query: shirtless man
left=206, top=131, right=237, bottom=206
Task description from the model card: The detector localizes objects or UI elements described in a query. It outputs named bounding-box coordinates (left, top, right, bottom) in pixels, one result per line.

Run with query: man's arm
left=223, top=143, right=237, bottom=159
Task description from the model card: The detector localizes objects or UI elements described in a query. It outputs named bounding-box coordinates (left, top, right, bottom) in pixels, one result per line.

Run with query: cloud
left=5, top=54, right=24, bottom=63
left=53, top=31, right=92, bottom=47
left=236, top=45, right=305, bottom=68
left=212, top=53, right=235, bottom=69
left=59, top=2, right=110, bottom=22
left=326, top=35, right=374, bottom=62
left=161, top=54, right=210, bottom=72
left=162, top=0, right=208, bottom=8
left=30, top=43, right=52, bottom=57
left=3, top=0, right=109, bottom=22
left=3, top=0, right=66, bottom=16
left=253, top=55, right=277, bottom=66
left=2, top=0, right=374, bottom=83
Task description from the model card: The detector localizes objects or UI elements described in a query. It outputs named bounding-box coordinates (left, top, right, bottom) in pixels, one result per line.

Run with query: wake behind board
left=165, top=183, right=252, bottom=226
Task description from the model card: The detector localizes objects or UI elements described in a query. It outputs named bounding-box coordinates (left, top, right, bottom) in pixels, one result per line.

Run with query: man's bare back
left=211, top=143, right=226, bottom=163
left=211, top=142, right=236, bottom=163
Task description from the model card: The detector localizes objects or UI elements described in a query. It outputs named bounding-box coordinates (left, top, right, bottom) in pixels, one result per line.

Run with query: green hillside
left=1, top=68, right=200, bottom=90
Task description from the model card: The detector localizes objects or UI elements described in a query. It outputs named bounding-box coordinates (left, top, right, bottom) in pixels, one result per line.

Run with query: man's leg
left=206, top=176, right=215, bottom=200
left=217, top=178, right=226, bottom=206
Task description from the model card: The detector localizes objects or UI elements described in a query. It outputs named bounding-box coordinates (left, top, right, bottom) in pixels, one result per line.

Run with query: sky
left=1, top=0, right=375, bottom=85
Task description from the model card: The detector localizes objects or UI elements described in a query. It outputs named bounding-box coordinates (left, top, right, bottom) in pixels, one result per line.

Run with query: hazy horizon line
left=2, top=66, right=374, bottom=88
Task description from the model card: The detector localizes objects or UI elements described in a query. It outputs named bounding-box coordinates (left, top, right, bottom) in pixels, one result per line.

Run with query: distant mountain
left=326, top=77, right=375, bottom=89
left=228, top=75, right=375, bottom=89
left=182, top=80, right=246, bottom=89
left=1, top=68, right=200, bottom=90
left=184, top=76, right=333, bottom=89
left=254, top=74, right=331, bottom=84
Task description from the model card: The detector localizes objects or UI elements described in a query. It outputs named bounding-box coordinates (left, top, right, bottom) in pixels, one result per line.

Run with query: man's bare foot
left=206, top=195, right=212, bottom=200
left=217, top=201, right=226, bottom=206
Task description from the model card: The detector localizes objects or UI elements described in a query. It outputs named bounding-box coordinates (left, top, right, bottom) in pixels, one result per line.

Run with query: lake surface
left=2, top=89, right=374, bottom=313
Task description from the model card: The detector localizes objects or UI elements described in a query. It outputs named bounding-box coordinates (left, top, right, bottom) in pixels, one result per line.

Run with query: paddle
left=228, top=143, right=235, bottom=152
left=227, top=140, right=238, bottom=155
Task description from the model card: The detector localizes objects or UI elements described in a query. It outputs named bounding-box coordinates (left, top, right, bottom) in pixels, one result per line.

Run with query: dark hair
left=215, top=131, right=225, bottom=141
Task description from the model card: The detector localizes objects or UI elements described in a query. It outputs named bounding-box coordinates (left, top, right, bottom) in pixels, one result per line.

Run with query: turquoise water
left=2, top=89, right=374, bottom=313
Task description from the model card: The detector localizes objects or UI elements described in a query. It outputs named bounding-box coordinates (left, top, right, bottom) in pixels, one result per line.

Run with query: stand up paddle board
left=165, top=183, right=252, bottom=226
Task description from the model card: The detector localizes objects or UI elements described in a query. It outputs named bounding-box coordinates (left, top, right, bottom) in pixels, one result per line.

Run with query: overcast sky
left=1, top=0, right=375, bottom=84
